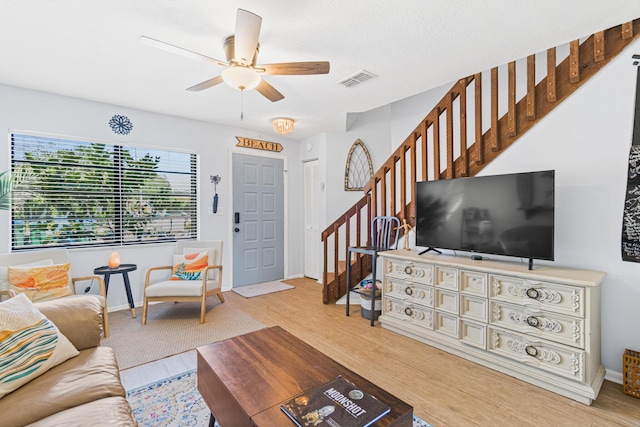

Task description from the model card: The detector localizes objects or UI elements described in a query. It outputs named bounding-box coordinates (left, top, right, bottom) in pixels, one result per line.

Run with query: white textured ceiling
left=2, top=1, right=640, bottom=140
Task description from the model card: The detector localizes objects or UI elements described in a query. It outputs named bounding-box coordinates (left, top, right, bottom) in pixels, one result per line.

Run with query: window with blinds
left=10, top=133, right=198, bottom=250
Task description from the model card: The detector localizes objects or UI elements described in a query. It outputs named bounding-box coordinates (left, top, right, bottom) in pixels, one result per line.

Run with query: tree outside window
left=10, top=133, right=197, bottom=250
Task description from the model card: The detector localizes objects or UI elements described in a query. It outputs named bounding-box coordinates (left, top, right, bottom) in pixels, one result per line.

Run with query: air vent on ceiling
left=337, top=69, right=377, bottom=88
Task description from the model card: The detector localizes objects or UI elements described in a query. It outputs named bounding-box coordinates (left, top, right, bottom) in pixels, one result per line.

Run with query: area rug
left=232, top=280, right=294, bottom=298
left=127, top=369, right=433, bottom=427
left=102, top=299, right=266, bottom=370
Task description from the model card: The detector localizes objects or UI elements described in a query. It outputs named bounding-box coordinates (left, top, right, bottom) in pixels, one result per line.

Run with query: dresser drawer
left=434, top=311, right=459, bottom=338
left=435, top=266, right=458, bottom=290
left=488, top=327, right=585, bottom=382
left=434, top=289, right=459, bottom=315
left=460, top=294, right=488, bottom=323
left=460, top=270, right=488, bottom=297
left=385, top=259, right=433, bottom=285
left=383, top=297, right=434, bottom=330
left=489, top=275, right=585, bottom=318
left=490, top=301, right=584, bottom=349
left=384, top=277, right=433, bottom=307
left=461, top=319, right=487, bottom=349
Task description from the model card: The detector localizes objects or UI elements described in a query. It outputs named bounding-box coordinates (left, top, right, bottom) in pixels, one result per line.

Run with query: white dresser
left=379, top=250, right=606, bottom=404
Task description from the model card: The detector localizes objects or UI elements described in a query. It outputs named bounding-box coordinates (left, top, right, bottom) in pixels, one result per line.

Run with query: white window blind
left=10, top=133, right=197, bottom=250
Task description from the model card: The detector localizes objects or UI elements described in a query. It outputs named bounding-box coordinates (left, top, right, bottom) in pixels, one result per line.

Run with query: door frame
left=228, top=148, right=288, bottom=289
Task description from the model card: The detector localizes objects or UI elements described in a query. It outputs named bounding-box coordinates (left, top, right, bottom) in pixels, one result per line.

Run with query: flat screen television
left=415, top=170, right=555, bottom=261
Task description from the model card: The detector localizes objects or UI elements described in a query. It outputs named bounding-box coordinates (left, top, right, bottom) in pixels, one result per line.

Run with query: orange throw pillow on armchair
left=170, top=252, right=208, bottom=281
left=7, top=263, right=72, bottom=302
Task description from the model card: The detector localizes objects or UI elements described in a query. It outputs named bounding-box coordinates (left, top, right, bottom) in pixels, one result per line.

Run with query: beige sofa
left=0, top=296, right=137, bottom=426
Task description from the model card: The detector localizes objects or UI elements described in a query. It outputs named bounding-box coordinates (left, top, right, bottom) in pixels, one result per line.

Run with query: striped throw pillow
left=0, top=293, right=79, bottom=398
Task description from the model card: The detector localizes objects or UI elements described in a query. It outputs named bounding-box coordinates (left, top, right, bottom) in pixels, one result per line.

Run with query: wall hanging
left=210, top=175, right=221, bottom=213
left=344, top=139, right=373, bottom=191
left=622, top=54, right=640, bottom=262
left=109, top=114, right=133, bottom=135
left=235, top=136, right=283, bottom=152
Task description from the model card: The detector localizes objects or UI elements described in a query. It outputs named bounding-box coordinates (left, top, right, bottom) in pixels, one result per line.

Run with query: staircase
left=321, top=19, right=640, bottom=304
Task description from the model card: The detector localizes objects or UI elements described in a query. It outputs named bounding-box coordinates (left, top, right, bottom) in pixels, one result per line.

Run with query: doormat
left=232, top=280, right=294, bottom=298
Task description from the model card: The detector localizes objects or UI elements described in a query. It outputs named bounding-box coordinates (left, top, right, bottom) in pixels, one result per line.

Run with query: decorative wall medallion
left=344, top=139, right=373, bottom=191
left=109, top=114, right=133, bottom=135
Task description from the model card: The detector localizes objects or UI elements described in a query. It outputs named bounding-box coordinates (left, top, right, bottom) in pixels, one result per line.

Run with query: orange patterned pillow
left=171, top=252, right=209, bottom=280
left=8, top=263, right=72, bottom=302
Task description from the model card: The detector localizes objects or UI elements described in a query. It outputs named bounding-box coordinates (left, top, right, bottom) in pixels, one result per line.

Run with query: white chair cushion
left=145, top=279, right=221, bottom=298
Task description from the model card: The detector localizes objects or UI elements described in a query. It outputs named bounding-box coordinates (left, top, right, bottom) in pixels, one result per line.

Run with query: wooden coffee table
left=197, top=326, right=413, bottom=426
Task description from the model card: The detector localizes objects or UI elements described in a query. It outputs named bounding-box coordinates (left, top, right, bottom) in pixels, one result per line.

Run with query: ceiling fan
left=140, top=8, right=330, bottom=102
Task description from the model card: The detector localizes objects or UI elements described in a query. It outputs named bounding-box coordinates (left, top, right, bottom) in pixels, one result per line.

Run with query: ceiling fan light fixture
left=222, top=66, right=261, bottom=91
left=272, top=117, right=295, bottom=135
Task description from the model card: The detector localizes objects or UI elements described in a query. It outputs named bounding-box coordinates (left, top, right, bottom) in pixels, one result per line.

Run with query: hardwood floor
left=124, top=278, right=640, bottom=426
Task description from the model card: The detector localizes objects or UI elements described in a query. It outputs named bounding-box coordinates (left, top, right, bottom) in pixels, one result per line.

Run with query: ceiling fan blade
left=186, top=75, right=225, bottom=92
left=261, top=62, right=330, bottom=75
left=140, top=36, right=226, bottom=66
left=256, top=79, right=284, bottom=102
left=234, top=9, right=262, bottom=65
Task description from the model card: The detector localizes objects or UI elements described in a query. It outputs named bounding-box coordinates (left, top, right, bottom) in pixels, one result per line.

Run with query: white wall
left=0, top=84, right=302, bottom=310
left=475, top=39, right=640, bottom=381
left=389, top=83, right=452, bottom=149
left=327, top=106, right=393, bottom=224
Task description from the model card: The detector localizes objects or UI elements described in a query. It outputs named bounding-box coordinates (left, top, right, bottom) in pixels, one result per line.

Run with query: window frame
left=9, top=130, right=199, bottom=251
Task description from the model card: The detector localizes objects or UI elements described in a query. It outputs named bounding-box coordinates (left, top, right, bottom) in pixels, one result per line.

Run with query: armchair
left=0, top=248, right=109, bottom=337
left=142, top=240, right=224, bottom=324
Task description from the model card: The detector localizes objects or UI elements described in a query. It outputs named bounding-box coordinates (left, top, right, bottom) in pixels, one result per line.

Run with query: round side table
left=94, top=264, right=137, bottom=318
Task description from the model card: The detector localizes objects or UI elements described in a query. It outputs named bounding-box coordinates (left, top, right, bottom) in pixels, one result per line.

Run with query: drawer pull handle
left=525, top=288, right=540, bottom=299
left=525, top=345, right=539, bottom=357
left=404, top=307, right=413, bottom=316
left=526, top=316, right=540, bottom=327
left=404, top=266, right=413, bottom=275
left=405, top=287, right=414, bottom=296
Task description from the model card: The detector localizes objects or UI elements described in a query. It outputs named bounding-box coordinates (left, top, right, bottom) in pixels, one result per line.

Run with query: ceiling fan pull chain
left=240, top=90, right=244, bottom=121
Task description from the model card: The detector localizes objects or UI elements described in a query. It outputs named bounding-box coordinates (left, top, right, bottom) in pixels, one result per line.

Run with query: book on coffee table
left=280, top=376, right=391, bottom=427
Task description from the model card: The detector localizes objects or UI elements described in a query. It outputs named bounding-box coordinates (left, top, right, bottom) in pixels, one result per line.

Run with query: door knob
left=234, top=227, right=240, bottom=232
